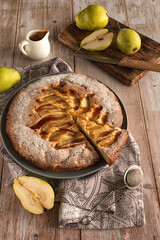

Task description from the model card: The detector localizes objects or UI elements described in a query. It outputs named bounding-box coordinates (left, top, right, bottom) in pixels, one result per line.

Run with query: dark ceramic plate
left=0, top=73, right=127, bottom=179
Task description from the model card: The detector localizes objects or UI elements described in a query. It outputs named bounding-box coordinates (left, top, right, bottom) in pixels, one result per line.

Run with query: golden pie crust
left=6, top=73, right=126, bottom=171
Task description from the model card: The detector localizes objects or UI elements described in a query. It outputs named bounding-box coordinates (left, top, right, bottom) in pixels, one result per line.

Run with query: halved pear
left=80, top=29, right=113, bottom=51
left=13, top=176, right=54, bottom=214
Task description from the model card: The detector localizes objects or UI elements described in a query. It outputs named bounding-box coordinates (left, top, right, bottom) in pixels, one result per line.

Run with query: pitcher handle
left=19, top=40, right=30, bottom=56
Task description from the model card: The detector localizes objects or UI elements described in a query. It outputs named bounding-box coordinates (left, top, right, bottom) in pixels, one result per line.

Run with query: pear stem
left=74, top=46, right=82, bottom=54
left=65, top=21, right=75, bottom=26
left=117, top=21, right=121, bottom=30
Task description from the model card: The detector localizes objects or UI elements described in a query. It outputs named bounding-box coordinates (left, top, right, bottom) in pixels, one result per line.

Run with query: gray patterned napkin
left=0, top=57, right=145, bottom=229
left=58, top=133, right=145, bottom=229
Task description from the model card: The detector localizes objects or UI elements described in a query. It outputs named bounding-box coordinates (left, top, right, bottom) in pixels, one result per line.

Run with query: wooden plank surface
left=58, top=19, right=160, bottom=86
left=0, top=0, right=160, bottom=239
left=125, top=0, right=160, bottom=201
left=72, top=0, right=160, bottom=239
left=0, top=0, right=19, bottom=67
left=0, top=0, right=79, bottom=239
left=0, top=0, right=20, bottom=239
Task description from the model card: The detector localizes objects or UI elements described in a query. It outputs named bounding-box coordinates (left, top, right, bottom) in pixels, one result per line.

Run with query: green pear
left=13, top=176, right=54, bottom=214
left=0, top=67, right=21, bottom=93
left=75, top=5, right=109, bottom=31
left=116, top=28, right=141, bottom=54
left=80, top=29, right=113, bottom=51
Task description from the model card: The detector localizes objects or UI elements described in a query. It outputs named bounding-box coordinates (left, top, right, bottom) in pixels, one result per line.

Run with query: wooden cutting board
left=58, top=17, right=160, bottom=86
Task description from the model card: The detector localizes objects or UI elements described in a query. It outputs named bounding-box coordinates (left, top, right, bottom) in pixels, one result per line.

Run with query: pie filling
left=76, top=118, right=124, bottom=165
left=30, top=82, right=126, bottom=163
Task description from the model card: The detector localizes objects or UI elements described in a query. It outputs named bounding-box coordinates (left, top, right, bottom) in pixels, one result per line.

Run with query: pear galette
left=6, top=73, right=128, bottom=171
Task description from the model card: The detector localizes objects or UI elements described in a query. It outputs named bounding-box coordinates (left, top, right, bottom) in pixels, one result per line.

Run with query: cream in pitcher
left=19, top=30, right=50, bottom=60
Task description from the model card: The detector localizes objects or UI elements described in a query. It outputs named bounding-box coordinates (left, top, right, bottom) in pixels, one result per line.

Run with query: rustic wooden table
left=0, top=0, right=160, bottom=239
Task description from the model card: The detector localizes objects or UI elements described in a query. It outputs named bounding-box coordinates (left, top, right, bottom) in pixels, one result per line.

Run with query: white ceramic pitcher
left=19, top=30, right=50, bottom=60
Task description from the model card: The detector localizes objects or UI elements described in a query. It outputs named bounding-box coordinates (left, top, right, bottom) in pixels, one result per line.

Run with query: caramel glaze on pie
left=6, top=73, right=125, bottom=172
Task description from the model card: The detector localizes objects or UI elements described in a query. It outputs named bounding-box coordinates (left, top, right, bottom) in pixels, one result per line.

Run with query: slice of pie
left=6, top=73, right=127, bottom=172
left=76, top=118, right=129, bottom=166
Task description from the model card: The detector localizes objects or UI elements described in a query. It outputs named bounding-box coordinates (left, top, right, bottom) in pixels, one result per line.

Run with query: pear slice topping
left=80, top=29, right=113, bottom=51
left=13, top=176, right=54, bottom=214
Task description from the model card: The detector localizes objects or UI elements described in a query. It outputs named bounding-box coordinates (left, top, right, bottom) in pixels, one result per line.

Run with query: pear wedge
left=13, top=176, right=54, bottom=214
left=80, top=29, right=113, bottom=51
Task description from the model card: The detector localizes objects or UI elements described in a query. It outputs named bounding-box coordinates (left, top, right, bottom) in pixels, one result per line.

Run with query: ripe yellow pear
left=80, top=29, right=113, bottom=51
left=116, top=28, right=141, bottom=54
left=0, top=67, right=21, bottom=93
left=13, top=176, right=54, bottom=214
left=75, top=5, right=109, bottom=31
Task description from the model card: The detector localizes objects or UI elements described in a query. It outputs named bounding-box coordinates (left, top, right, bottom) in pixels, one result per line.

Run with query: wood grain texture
left=71, top=0, right=160, bottom=239
left=0, top=1, right=20, bottom=239
left=126, top=0, right=160, bottom=202
left=0, top=0, right=79, bottom=240
left=118, top=58, right=160, bottom=72
left=0, top=0, right=19, bottom=67
left=0, top=0, right=160, bottom=239
left=58, top=19, right=160, bottom=86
